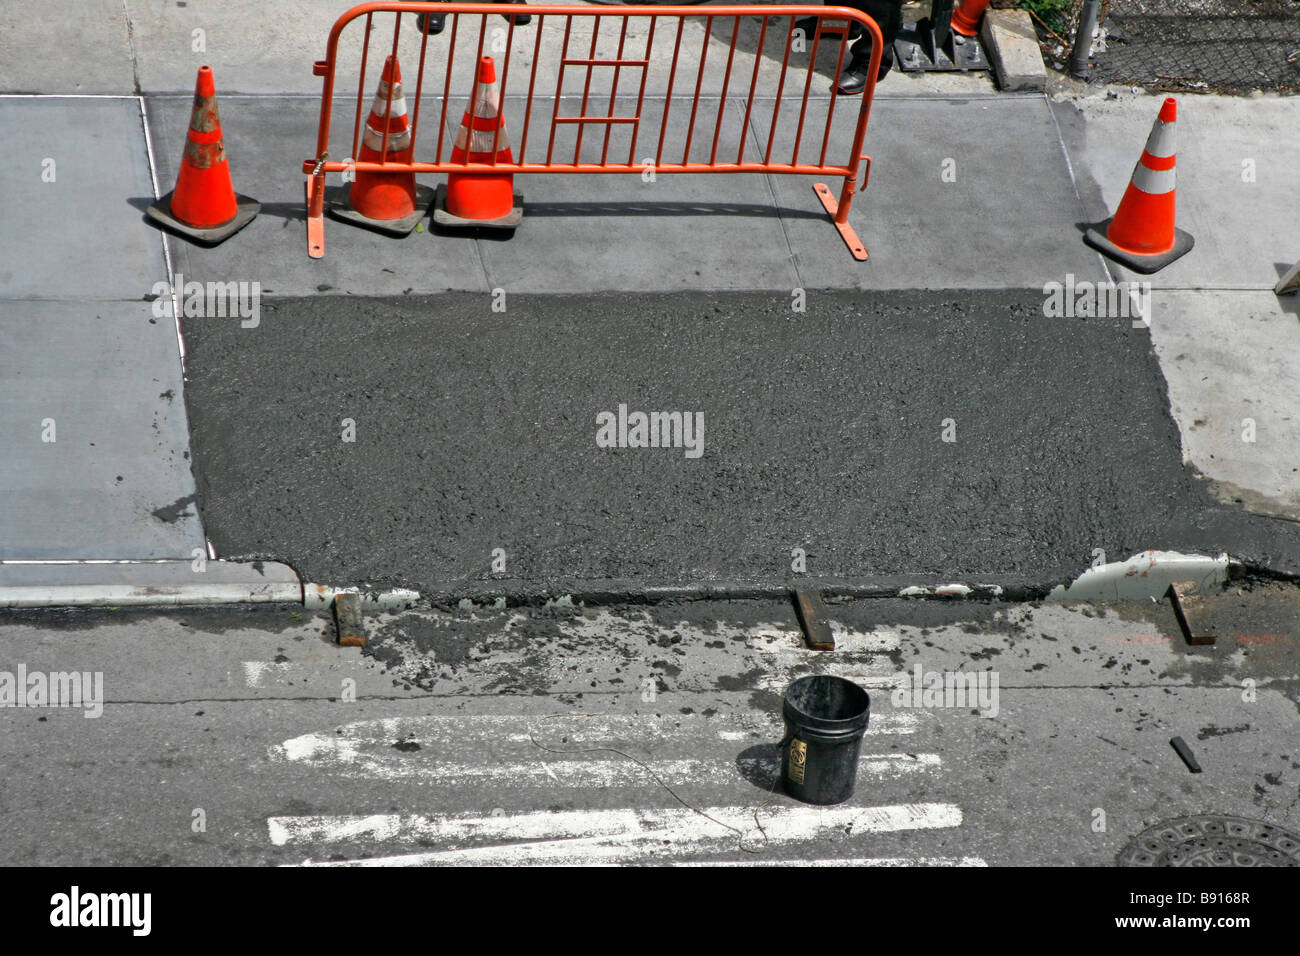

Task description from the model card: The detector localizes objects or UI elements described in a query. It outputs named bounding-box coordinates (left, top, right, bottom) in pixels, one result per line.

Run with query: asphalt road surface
left=179, top=289, right=1300, bottom=594
left=2, top=588, right=1297, bottom=866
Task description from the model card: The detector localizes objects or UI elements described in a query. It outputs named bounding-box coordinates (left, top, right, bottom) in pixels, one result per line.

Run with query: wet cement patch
left=179, top=289, right=1300, bottom=593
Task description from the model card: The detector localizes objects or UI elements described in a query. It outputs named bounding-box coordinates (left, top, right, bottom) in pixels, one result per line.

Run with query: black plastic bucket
left=781, top=675, right=871, bottom=805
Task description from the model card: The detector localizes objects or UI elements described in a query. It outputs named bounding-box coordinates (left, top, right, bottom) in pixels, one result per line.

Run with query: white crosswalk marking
left=274, top=803, right=972, bottom=866
left=268, top=711, right=926, bottom=783
left=264, top=613, right=979, bottom=866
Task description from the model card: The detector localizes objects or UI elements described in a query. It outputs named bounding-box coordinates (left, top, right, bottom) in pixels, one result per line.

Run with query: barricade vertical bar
left=655, top=17, right=685, bottom=167
left=493, top=19, right=518, bottom=165
left=764, top=17, right=797, bottom=165
left=411, top=7, right=432, bottom=151
left=818, top=30, right=850, bottom=168
left=626, top=14, right=658, bottom=165
left=436, top=14, right=461, bottom=163
left=352, top=12, right=375, bottom=162
left=600, top=16, right=632, bottom=165
left=471, top=12, right=489, bottom=121
left=548, top=17, right=575, bottom=164
left=709, top=16, right=741, bottom=166
left=520, top=13, right=546, bottom=161
left=791, top=22, right=823, bottom=166
left=681, top=16, right=713, bottom=164
left=574, top=16, right=603, bottom=164
left=379, top=11, right=402, bottom=161
left=737, top=15, right=770, bottom=165
left=464, top=14, right=487, bottom=166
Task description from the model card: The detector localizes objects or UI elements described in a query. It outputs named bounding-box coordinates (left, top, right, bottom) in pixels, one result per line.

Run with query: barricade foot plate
left=813, top=183, right=868, bottom=262
left=1084, top=221, right=1194, bottom=275
left=326, top=183, right=435, bottom=237
left=894, top=22, right=990, bottom=72
left=146, top=192, right=260, bottom=246
left=306, top=179, right=326, bottom=259
left=432, top=184, right=524, bottom=230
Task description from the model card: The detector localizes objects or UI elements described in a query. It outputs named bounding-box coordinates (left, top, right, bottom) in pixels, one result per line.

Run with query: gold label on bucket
left=788, top=738, right=807, bottom=785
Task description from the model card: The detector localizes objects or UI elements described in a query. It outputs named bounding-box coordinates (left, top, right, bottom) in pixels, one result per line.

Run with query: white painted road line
left=295, top=843, right=987, bottom=867
left=682, top=857, right=988, bottom=867
left=242, top=661, right=294, bottom=686
left=269, top=713, right=931, bottom=784
left=274, top=802, right=966, bottom=865
left=268, top=746, right=939, bottom=786
left=271, top=802, right=962, bottom=846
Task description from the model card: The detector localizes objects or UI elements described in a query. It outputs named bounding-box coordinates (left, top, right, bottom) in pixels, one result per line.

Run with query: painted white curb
left=302, top=583, right=421, bottom=612
left=1047, top=550, right=1236, bottom=602
left=0, top=560, right=302, bottom=608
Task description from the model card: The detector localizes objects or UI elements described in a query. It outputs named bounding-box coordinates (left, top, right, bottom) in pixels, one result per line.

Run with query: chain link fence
left=1013, top=0, right=1300, bottom=93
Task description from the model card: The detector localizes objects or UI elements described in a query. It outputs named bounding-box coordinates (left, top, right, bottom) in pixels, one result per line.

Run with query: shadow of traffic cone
left=147, top=66, right=259, bottom=244
left=433, top=56, right=523, bottom=230
left=1084, top=97, right=1194, bottom=275
left=328, top=55, right=433, bottom=236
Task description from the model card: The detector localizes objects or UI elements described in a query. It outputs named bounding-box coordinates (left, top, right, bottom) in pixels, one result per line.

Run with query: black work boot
left=496, top=0, right=531, bottom=26
left=834, top=46, right=894, bottom=94
left=417, top=9, right=445, bottom=36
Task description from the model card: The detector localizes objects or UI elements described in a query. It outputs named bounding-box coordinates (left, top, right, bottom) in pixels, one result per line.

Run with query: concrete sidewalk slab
left=151, top=92, right=1096, bottom=295
left=1051, top=93, right=1300, bottom=291
left=0, top=1, right=135, bottom=94
left=1150, top=290, right=1300, bottom=522
left=0, top=97, right=166, bottom=299
left=756, top=94, right=1109, bottom=289
left=0, top=300, right=204, bottom=560
left=474, top=95, right=803, bottom=292
left=149, top=93, right=802, bottom=294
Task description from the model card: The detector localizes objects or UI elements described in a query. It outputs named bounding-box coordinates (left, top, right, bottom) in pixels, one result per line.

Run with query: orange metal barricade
left=304, top=3, right=882, bottom=260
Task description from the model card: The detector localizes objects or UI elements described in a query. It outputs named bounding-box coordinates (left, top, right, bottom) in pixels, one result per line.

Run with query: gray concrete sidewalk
left=147, top=91, right=1098, bottom=294
left=0, top=97, right=204, bottom=561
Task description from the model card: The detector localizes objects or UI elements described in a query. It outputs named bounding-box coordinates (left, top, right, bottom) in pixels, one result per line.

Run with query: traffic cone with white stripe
left=147, top=66, right=259, bottom=244
left=329, top=55, right=433, bottom=236
left=1085, top=97, right=1194, bottom=274
left=433, top=56, right=523, bottom=230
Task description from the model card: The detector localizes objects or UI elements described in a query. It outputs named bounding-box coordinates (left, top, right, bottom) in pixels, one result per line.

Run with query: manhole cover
left=1118, top=814, right=1300, bottom=867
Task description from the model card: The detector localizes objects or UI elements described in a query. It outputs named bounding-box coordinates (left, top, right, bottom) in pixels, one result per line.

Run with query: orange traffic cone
left=1085, top=97, right=1194, bottom=274
left=951, top=0, right=990, bottom=37
left=147, top=66, right=259, bottom=244
left=433, top=56, right=523, bottom=230
left=329, top=56, right=433, bottom=236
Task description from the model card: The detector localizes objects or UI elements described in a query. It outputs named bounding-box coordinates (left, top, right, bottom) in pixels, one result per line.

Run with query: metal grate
left=1028, top=0, right=1300, bottom=93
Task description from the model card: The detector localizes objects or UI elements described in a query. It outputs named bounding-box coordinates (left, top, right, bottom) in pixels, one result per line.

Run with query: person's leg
left=494, top=0, right=532, bottom=27
left=836, top=0, right=904, bottom=94
left=417, top=2, right=447, bottom=36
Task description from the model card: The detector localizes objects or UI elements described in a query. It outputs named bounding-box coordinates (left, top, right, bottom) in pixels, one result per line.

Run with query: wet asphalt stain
left=1156, top=581, right=1300, bottom=712
left=177, top=289, right=1300, bottom=594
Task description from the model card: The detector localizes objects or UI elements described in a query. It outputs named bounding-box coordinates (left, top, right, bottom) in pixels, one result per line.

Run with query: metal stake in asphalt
left=1170, top=736, right=1203, bottom=774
